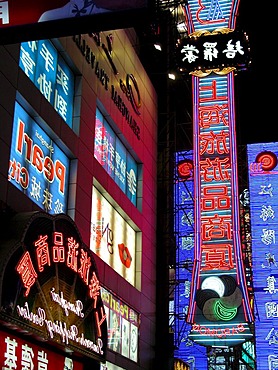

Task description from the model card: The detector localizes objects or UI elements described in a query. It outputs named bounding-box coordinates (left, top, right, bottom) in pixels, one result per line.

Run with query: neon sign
left=0, top=212, right=108, bottom=361
left=180, top=0, right=253, bottom=347
left=247, top=143, right=278, bottom=369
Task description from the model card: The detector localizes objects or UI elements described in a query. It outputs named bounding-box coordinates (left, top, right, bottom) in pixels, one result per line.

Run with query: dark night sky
left=235, top=2, right=271, bottom=145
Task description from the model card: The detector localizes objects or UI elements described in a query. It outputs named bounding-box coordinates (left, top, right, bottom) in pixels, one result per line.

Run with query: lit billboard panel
left=8, top=102, right=70, bottom=214
left=247, top=143, right=278, bottom=369
left=94, top=108, right=138, bottom=207
left=90, top=186, right=137, bottom=286
left=19, top=40, right=75, bottom=128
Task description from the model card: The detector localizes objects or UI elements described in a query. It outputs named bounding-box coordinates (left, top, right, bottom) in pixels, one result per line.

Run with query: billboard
left=0, top=0, right=151, bottom=44
left=90, top=186, right=138, bottom=286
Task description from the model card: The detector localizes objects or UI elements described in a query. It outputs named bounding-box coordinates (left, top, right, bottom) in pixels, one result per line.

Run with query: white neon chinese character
left=38, top=350, right=48, bottom=370
left=203, top=42, right=218, bottom=61
left=3, top=336, right=18, bottom=370
left=54, top=89, right=67, bottom=120
left=21, top=343, right=34, bottom=370
left=181, top=45, right=199, bottom=63
left=222, top=40, right=244, bottom=58
left=56, top=64, right=69, bottom=95
left=40, top=43, right=55, bottom=72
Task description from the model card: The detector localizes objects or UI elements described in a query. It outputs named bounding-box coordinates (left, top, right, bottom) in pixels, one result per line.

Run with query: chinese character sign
left=248, top=143, right=278, bottom=370
left=0, top=212, right=108, bottom=361
left=19, top=40, right=75, bottom=127
left=8, top=102, right=70, bottom=214
left=181, top=0, right=253, bottom=347
left=177, top=30, right=250, bottom=74
left=0, top=331, right=83, bottom=370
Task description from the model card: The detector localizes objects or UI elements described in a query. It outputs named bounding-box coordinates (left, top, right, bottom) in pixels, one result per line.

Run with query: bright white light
left=201, top=276, right=225, bottom=297
left=154, top=43, right=162, bottom=51
left=168, top=73, right=176, bottom=80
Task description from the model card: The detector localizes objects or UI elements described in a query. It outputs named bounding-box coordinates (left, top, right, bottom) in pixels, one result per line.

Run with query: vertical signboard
left=248, top=143, right=278, bottom=369
left=179, top=0, right=253, bottom=347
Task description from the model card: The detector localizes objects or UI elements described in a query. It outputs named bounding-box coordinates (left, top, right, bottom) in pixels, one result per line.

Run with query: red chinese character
left=201, top=244, right=234, bottom=271
left=199, top=80, right=227, bottom=102
left=67, top=237, right=79, bottom=272
left=78, top=249, right=91, bottom=285
left=34, top=234, right=50, bottom=272
left=200, top=157, right=230, bottom=182
left=94, top=306, right=107, bottom=338
left=201, top=185, right=230, bottom=211
left=201, top=213, right=232, bottom=241
left=199, top=104, right=229, bottom=128
left=52, top=231, right=65, bottom=262
left=89, top=271, right=101, bottom=308
left=199, top=130, right=229, bottom=155
left=16, top=251, right=38, bottom=296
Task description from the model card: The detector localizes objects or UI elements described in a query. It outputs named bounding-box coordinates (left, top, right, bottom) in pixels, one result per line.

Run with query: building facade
left=0, top=28, right=158, bottom=370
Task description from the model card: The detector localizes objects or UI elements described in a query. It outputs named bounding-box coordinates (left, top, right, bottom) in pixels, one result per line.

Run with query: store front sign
left=0, top=212, right=108, bottom=362
left=8, top=102, right=69, bottom=214
left=0, top=330, right=83, bottom=370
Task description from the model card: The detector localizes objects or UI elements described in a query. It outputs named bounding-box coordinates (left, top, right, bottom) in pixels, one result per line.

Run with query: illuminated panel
left=19, top=40, right=75, bottom=128
left=90, top=186, right=137, bottom=286
left=94, top=108, right=138, bottom=207
left=183, top=0, right=253, bottom=348
left=173, top=150, right=207, bottom=369
left=247, top=143, right=278, bottom=369
left=8, top=102, right=69, bottom=214
left=101, top=287, right=140, bottom=362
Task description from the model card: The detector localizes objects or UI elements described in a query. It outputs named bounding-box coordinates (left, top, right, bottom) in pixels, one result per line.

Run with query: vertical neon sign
left=182, top=0, right=253, bottom=347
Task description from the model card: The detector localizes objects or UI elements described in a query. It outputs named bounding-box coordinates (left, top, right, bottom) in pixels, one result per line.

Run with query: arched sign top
left=0, top=211, right=108, bottom=362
